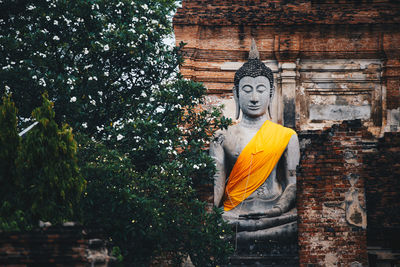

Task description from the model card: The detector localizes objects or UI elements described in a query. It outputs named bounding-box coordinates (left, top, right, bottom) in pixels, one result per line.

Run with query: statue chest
left=223, top=127, right=257, bottom=167
left=223, top=127, right=283, bottom=202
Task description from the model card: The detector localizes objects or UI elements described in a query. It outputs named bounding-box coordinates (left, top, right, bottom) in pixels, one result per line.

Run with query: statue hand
left=239, top=207, right=282, bottom=220
left=263, top=207, right=282, bottom=217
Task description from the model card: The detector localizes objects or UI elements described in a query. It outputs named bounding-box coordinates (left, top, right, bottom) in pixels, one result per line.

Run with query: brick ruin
left=0, top=224, right=112, bottom=266
left=174, top=0, right=400, bottom=266
left=297, top=120, right=400, bottom=266
left=174, top=0, right=400, bottom=133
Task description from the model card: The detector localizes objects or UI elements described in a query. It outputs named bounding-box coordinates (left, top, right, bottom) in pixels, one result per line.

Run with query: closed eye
left=256, top=85, right=267, bottom=92
left=242, top=85, right=253, bottom=93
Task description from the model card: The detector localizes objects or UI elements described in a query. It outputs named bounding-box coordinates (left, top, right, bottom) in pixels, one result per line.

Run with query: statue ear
left=233, top=86, right=240, bottom=120
left=268, top=85, right=274, bottom=119
left=268, top=103, right=272, bottom=120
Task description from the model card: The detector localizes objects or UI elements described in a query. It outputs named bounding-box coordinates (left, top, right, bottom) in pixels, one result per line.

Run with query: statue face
left=238, top=76, right=271, bottom=118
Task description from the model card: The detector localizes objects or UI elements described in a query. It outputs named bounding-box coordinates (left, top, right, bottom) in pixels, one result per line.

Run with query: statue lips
left=248, top=105, right=261, bottom=110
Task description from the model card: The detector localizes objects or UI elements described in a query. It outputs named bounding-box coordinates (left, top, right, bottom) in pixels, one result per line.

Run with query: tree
left=17, top=93, right=85, bottom=224
left=0, top=0, right=233, bottom=265
left=0, top=94, right=26, bottom=231
left=0, top=94, right=84, bottom=230
left=0, top=94, right=19, bottom=199
left=0, top=0, right=182, bottom=133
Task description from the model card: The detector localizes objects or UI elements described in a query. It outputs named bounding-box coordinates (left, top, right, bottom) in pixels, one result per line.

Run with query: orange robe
left=224, top=120, right=296, bottom=211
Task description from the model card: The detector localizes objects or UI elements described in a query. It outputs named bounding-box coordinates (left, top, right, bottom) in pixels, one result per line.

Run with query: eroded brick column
left=278, top=62, right=298, bottom=128
left=274, top=34, right=300, bottom=128
left=383, top=33, right=400, bottom=131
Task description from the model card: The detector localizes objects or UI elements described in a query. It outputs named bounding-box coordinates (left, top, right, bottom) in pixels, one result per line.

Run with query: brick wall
left=0, top=224, right=111, bottom=266
left=174, top=0, right=400, bottom=131
left=174, top=1, right=400, bottom=26
left=297, top=120, right=371, bottom=266
left=365, top=132, right=400, bottom=265
left=297, top=121, right=400, bottom=266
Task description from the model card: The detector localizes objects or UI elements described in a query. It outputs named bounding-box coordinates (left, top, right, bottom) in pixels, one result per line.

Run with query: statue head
left=233, top=39, right=274, bottom=120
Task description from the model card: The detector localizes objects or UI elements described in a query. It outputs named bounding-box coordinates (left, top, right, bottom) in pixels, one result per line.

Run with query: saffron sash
left=224, top=120, right=295, bottom=211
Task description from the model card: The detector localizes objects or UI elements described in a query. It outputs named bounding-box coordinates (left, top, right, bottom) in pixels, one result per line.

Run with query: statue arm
left=274, top=133, right=300, bottom=213
left=210, top=132, right=226, bottom=207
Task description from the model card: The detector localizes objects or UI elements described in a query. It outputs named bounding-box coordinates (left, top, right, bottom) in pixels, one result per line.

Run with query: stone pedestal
left=228, top=234, right=298, bottom=266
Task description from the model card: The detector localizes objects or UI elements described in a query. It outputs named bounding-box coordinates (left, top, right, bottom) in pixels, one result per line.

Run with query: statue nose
left=250, top=92, right=259, bottom=104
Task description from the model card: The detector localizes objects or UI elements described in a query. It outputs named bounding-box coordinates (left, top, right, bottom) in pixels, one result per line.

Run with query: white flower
left=193, top=164, right=200, bottom=170
left=27, top=5, right=36, bottom=10
left=117, top=134, right=124, bottom=141
left=53, top=20, right=58, bottom=25
left=5, top=85, right=10, bottom=93
left=83, top=47, right=89, bottom=54
left=38, top=78, right=46, bottom=87
left=53, top=35, right=60, bottom=41
left=103, top=44, right=110, bottom=51
left=70, top=96, right=77, bottom=102
left=90, top=99, right=96, bottom=106
left=63, top=16, right=72, bottom=26
left=46, top=16, right=51, bottom=21
left=104, top=71, right=109, bottom=77
left=82, top=122, right=88, bottom=128
left=155, top=106, right=165, bottom=113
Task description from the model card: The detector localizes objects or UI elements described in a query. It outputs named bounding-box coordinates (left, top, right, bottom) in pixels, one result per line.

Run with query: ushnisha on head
left=233, top=39, right=274, bottom=120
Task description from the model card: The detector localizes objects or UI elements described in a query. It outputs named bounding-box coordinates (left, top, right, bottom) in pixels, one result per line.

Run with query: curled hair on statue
left=233, top=39, right=275, bottom=120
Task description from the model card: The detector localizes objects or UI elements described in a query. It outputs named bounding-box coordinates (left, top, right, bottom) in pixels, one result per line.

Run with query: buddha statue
left=210, top=40, right=300, bottom=244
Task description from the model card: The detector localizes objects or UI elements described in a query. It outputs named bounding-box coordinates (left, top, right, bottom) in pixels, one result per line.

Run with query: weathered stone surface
left=364, top=132, right=400, bottom=266
left=174, top=1, right=400, bottom=26
left=0, top=225, right=112, bottom=266
left=174, top=1, right=400, bottom=133
left=297, top=120, right=371, bottom=266
left=309, top=104, right=371, bottom=121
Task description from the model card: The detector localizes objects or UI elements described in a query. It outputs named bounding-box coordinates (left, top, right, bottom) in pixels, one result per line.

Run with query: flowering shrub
left=0, top=0, right=233, bottom=265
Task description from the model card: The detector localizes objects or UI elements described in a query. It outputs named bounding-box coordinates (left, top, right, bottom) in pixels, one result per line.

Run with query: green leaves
left=0, top=94, right=85, bottom=229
